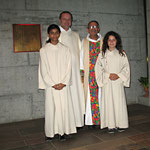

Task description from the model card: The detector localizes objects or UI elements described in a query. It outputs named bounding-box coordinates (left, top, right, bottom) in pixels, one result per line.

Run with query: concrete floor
left=0, top=104, right=150, bottom=150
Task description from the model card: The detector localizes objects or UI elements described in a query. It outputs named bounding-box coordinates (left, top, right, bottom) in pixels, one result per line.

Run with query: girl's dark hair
left=46, top=24, right=61, bottom=43
left=59, top=11, right=73, bottom=21
left=102, top=31, right=125, bottom=56
left=87, top=20, right=100, bottom=29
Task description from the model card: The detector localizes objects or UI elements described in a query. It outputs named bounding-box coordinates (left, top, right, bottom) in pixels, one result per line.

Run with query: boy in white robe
left=38, top=24, right=76, bottom=141
left=95, top=31, right=130, bottom=134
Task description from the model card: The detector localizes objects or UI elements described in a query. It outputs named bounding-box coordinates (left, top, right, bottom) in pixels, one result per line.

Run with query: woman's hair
left=46, top=24, right=61, bottom=43
left=102, top=31, right=124, bottom=56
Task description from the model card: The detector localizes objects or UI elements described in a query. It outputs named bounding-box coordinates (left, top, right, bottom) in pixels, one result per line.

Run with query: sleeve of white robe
left=38, top=62, right=46, bottom=89
left=118, top=53, right=130, bottom=87
left=61, top=48, right=72, bottom=86
left=95, top=54, right=110, bottom=87
left=77, top=33, right=81, bottom=53
left=39, top=49, right=56, bottom=88
left=80, top=39, right=84, bottom=70
left=72, top=31, right=81, bottom=62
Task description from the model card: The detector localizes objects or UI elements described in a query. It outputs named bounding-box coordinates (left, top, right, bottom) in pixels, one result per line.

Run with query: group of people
left=38, top=11, right=130, bottom=141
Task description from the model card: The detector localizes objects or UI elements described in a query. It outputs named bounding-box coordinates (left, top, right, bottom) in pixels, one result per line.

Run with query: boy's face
left=108, top=35, right=117, bottom=50
left=48, top=28, right=60, bottom=44
left=87, top=22, right=100, bottom=36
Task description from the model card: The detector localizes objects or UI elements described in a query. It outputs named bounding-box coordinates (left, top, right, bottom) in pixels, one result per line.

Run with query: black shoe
left=45, top=136, right=53, bottom=142
left=117, top=128, right=125, bottom=133
left=88, top=125, right=93, bottom=129
left=77, top=127, right=83, bottom=131
left=92, top=125, right=96, bottom=129
left=108, top=128, right=115, bottom=134
left=59, top=135, right=66, bottom=141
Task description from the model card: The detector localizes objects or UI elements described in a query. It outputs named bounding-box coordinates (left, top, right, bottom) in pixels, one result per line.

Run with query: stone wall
left=147, top=0, right=150, bottom=105
left=0, top=0, right=147, bottom=123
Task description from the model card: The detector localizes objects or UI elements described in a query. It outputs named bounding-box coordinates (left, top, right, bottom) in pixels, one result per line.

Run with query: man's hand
left=109, top=73, right=119, bottom=80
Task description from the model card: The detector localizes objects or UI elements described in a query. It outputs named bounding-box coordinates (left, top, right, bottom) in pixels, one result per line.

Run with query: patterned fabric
left=80, top=70, right=84, bottom=83
left=89, top=41, right=101, bottom=125
left=80, top=70, right=84, bottom=74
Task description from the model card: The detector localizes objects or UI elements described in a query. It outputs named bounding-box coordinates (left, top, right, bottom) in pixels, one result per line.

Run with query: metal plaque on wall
left=13, top=24, right=41, bottom=53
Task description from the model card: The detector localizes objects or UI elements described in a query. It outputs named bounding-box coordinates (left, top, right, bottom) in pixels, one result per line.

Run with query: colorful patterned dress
left=89, top=41, right=100, bottom=125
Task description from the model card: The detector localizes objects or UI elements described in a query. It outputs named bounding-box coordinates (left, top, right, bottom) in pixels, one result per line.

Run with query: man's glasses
left=89, top=25, right=99, bottom=29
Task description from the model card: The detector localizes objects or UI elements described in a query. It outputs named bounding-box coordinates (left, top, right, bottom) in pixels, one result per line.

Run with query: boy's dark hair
left=87, top=20, right=100, bottom=29
left=46, top=24, right=61, bottom=43
left=59, top=11, right=73, bottom=21
left=102, top=31, right=125, bottom=56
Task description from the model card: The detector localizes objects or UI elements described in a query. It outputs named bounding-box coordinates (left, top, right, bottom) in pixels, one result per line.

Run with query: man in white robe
left=39, top=41, right=77, bottom=138
left=80, top=21, right=103, bottom=126
left=59, top=11, right=85, bottom=127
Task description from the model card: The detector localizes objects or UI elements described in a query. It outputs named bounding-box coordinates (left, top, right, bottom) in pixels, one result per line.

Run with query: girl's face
left=48, top=28, right=60, bottom=45
left=108, top=35, right=117, bottom=51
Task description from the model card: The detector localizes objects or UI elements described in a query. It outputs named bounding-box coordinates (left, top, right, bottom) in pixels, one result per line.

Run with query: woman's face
left=48, top=28, right=60, bottom=44
left=107, top=35, right=117, bottom=50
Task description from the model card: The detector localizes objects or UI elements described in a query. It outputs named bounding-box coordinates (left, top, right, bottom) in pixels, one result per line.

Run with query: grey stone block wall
left=0, top=0, right=148, bottom=123
left=146, top=0, right=150, bottom=105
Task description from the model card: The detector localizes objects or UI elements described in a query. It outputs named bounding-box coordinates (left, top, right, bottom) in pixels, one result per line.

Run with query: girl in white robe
left=95, top=31, right=130, bottom=134
left=38, top=24, right=76, bottom=141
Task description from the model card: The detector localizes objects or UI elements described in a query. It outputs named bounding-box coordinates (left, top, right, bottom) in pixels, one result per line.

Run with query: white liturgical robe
left=39, top=42, right=76, bottom=137
left=80, top=33, right=103, bottom=125
left=59, top=26, right=85, bottom=127
left=95, top=49, right=130, bottom=129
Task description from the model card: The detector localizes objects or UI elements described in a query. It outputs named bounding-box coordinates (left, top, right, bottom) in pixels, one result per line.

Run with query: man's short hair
left=87, top=20, right=100, bottom=29
left=59, top=11, right=73, bottom=21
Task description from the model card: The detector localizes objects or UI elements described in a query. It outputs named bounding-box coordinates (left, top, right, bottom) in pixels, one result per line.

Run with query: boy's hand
left=57, top=83, right=66, bottom=90
left=52, top=84, right=59, bottom=90
left=52, top=83, right=66, bottom=90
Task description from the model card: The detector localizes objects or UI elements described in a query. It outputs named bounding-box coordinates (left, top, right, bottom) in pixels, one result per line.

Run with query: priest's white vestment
left=80, top=34, right=103, bottom=125
left=59, top=26, right=85, bottom=127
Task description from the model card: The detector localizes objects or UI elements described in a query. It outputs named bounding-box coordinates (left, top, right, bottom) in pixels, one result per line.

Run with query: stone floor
left=0, top=104, right=150, bottom=150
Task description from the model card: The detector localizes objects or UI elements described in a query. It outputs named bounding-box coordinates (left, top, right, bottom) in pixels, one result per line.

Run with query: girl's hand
left=109, top=73, right=119, bottom=80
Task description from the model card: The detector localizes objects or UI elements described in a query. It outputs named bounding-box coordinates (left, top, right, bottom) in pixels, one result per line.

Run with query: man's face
left=87, top=22, right=100, bottom=36
left=59, top=13, right=72, bottom=31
